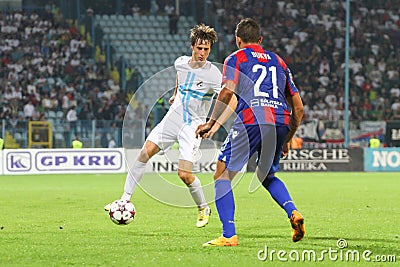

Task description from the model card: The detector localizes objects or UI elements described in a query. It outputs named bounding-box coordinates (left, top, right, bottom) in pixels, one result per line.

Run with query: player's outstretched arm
left=207, top=94, right=237, bottom=138
left=196, top=81, right=236, bottom=139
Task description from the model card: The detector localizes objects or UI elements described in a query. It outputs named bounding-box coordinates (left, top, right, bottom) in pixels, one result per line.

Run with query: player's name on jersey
left=251, top=51, right=271, bottom=60
left=250, top=99, right=284, bottom=108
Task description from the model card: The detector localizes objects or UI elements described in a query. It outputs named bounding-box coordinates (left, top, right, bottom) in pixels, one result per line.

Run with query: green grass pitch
left=0, top=172, right=399, bottom=266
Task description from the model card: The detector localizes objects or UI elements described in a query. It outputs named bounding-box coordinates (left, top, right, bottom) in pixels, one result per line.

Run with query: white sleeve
left=211, top=66, right=223, bottom=94
left=174, top=56, right=188, bottom=71
left=174, top=57, right=180, bottom=70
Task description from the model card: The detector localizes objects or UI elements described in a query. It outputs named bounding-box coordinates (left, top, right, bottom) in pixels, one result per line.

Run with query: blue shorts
left=218, top=124, right=289, bottom=174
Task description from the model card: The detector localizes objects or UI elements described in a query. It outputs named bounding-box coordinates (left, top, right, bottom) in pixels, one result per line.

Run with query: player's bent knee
left=262, top=174, right=277, bottom=188
left=177, top=170, right=194, bottom=185
left=137, top=149, right=151, bottom=163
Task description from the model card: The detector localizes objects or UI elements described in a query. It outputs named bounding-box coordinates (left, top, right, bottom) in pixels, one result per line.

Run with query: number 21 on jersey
left=252, top=64, right=278, bottom=99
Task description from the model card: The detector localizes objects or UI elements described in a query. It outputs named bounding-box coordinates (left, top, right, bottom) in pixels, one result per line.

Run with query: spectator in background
left=164, top=3, right=174, bottom=16
left=50, top=95, right=59, bottom=111
left=132, top=3, right=141, bottom=16
left=4, top=89, right=13, bottom=102
left=153, top=98, right=168, bottom=126
left=165, top=3, right=179, bottom=34
left=66, top=105, right=78, bottom=137
left=127, top=68, right=143, bottom=94
left=150, top=0, right=159, bottom=15
left=100, top=131, right=108, bottom=148
left=369, top=136, right=380, bottom=148
left=391, top=98, right=400, bottom=113
left=109, top=65, right=120, bottom=87
left=319, top=57, right=330, bottom=75
left=72, top=136, right=83, bottom=149
left=169, top=13, right=179, bottom=34
left=41, top=94, right=52, bottom=110
left=31, top=106, right=41, bottom=121
left=82, top=7, right=94, bottom=38
left=125, top=65, right=134, bottom=86
left=94, top=23, right=104, bottom=51
left=78, top=103, right=92, bottom=138
left=23, top=100, right=35, bottom=120
left=108, top=137, right=116, bottom=148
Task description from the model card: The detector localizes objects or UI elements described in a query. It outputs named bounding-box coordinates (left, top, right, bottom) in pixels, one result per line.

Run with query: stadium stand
left=95, top=14, right=194, bottom=80
left=93, top=12, right=198, bottom=109
left=0, top=8, right=129, bottom=147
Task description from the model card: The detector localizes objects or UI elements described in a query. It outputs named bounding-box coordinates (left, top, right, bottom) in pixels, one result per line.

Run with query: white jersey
left=171, top=56, right=222, bottom=125
left=146, top=56, right=222, bottom=162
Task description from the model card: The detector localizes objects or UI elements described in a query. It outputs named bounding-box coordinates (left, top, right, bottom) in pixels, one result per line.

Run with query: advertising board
left=364, top=148, right=400, bottom=172
left=3, top=148, right=125, bottom=175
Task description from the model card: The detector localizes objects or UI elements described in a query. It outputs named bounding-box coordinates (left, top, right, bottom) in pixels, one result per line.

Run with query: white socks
left=121, top=161, right=147, bottom=201
left=188, top=176, right=207, bottom=209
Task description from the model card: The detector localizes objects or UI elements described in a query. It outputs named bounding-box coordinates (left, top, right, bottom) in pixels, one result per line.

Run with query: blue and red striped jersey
left=223, top=44, right=299, bottom=126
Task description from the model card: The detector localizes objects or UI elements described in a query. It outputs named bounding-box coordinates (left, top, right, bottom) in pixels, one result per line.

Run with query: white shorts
left=146, top=112, right=201, bottom=163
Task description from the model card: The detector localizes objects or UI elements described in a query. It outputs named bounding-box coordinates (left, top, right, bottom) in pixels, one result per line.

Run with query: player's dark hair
left=235, top=18, right=261, bottom=43
left=190, top=24, right=218, bottom=47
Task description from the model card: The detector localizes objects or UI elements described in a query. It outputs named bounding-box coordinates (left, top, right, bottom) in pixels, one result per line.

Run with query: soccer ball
left=109, top=199, right=136, bottom=225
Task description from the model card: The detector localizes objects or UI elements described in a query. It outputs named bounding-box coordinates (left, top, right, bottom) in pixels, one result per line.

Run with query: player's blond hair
left=190, top=24, right=218, bottom=47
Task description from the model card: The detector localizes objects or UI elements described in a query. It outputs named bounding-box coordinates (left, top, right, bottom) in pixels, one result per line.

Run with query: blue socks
left=214, top=176, right=295, bottom=237
left=215, top=179, right=236, bottom=238
left=262, top=176, right=297, bottom=218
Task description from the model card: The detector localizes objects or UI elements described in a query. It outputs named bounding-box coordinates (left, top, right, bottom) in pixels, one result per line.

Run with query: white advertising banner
left=125, top=148, right=221, bottom=173
left=3, top=148, right=125, bottom=175
left=2, top=148, right=240, bottom=175
left=364, top=148, right=400, bottom=172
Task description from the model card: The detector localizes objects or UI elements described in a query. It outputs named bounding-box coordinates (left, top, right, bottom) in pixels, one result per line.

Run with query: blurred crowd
left=0, top=7, right=131, bottom=136
left=212, top=0, right=399, bottom=122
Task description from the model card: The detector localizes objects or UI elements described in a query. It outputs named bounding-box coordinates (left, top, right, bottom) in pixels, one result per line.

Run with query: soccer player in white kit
left=106, top=24, right=221, bottom=228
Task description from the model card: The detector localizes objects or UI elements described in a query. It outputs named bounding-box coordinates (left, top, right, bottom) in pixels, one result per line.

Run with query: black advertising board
left=385, top=121, right=400, bottom=147
left=247, top=148, right=364, bottom=172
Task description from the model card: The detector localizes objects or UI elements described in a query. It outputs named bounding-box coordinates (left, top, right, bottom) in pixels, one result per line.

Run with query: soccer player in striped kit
left=196, top=18, right=305, bottom=246
left=106, top=24, right=221, bottom=228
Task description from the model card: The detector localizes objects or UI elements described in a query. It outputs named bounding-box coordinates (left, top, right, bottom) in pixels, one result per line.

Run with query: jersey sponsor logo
left=232, top=130, right=239, bottom=139
left=250, top=99, right=284, bottom=109
left=6, top=152, right=32, bottom=172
